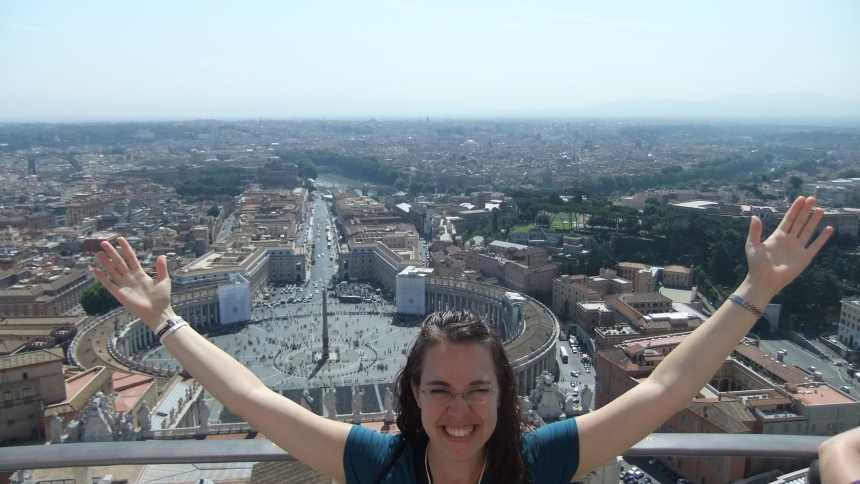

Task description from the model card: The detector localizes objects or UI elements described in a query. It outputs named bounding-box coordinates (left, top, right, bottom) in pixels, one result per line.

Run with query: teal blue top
left=343, top=418, right=580, bottom=484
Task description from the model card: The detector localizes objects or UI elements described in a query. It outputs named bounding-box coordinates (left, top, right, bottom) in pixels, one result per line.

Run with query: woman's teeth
left=445, top=426, right=475, bottom=437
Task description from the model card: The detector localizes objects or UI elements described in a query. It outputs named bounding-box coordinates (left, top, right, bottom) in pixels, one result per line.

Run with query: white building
left=837, top=298, right=860, bottom=351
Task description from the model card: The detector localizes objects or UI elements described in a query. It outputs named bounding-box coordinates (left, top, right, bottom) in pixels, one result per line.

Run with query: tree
left=463, top=186, right=478, bottom=196
left=207, top=205, right=220, bottom=217
left=394, top=177, right=408, bottom=191
left=491, top=209, right=499, bottom=232
left=408, top=182, right=423, bottom=197
left=296, top=158, right=318, bottom=179
left=789, top=176, right=804, bottom=189
left=80, top=282, right=121, bottom=316
left=839, top=169, right=860, bottom=179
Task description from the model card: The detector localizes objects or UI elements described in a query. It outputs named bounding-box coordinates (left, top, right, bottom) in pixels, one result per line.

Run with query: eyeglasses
left=421, top=387, right=497, bottom=405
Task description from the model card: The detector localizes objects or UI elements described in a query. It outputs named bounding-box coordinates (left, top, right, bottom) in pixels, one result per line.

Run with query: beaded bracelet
left=728, top=293, right=763, bottom=318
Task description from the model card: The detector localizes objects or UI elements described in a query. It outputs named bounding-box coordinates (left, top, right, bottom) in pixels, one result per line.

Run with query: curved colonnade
left=424, top=278, right=559, bottom=393
left=73, top=278, right=560, bottom=395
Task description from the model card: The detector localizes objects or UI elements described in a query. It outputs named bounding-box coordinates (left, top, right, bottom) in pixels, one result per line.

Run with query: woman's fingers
left=96, top=251, right=124, bottom=282
left=798, top=207, right=825, bottom=244
left=119, top=237, right=141, bottom=272
left=807, top=225, right=833, bottom=256
left=746, top=215, right=763, bottom=247
left=100, top=241, right=130, bottom=277
left=93, top=267, right=120, bottom=296
left=777, top=196, right=806, bottom=235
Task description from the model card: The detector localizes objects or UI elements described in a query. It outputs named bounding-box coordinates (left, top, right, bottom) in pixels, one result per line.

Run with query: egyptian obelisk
left=321, top=290, right=329, bottom=361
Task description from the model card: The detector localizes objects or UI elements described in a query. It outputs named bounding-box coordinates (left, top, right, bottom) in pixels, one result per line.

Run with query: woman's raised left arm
left=574, top=196, right=833, bottom=478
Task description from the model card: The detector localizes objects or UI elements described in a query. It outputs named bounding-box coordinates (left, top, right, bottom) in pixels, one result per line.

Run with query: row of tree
left=174, top=166, right=253, bottom=198
left=575, top=154, right=773, bottom=196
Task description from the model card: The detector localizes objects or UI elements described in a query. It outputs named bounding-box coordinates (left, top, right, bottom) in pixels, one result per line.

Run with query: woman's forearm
left=647, top=275, right=775, bottom=408
left=155, top=311, right=268, bottom=416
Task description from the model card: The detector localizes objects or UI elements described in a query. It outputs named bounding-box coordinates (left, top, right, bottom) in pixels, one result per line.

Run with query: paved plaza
left=141, top=288, right=422, bottom=423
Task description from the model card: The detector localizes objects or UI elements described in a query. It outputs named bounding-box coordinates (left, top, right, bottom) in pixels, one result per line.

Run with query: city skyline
left=1, top=1, right=859, bottom=120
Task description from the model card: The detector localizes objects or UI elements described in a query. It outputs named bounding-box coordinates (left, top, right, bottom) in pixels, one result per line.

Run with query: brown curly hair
left=393, top=310, right=527, bottom=484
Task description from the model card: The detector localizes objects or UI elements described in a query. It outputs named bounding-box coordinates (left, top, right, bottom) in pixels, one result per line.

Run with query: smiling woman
left=94, top=196, right=832, bottom=483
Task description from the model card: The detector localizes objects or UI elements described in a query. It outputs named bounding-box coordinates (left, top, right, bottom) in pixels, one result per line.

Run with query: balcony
left=0, top=434, right=825, bottom=483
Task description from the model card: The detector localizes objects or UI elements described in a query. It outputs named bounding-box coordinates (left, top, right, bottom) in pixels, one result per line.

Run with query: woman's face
left=412, top=341, right=500, bottom=465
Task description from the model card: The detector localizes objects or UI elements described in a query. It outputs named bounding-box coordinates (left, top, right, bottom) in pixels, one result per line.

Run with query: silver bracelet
left=728, top=293, right=763, bottom=318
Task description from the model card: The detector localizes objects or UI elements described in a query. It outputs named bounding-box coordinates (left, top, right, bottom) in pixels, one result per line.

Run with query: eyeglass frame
left=420, top=386, right=498, bottom=405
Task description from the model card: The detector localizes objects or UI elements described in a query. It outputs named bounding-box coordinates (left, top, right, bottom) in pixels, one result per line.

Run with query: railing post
left=72, top=467, right=91, bottom=484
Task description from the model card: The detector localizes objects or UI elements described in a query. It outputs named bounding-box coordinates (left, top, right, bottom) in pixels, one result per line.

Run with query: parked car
left=632, top=468, right=645, bottom=479
left=807, top=365, right=817, bottom=372
left=585, top=367, right=591, bottom=373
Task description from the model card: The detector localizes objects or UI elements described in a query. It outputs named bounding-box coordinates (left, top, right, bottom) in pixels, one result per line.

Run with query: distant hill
left=1, top=91, right=859, bottom=122
left=524, top=92, right=860, bottom=121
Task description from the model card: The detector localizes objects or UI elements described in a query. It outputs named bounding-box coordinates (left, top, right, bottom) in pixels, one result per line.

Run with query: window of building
left=22, top=387, right=31, bottom=398
left=680, top=413, right=687, bottom=424
left=2, top=391, right=10, bottom=402
left=716, top=459, right=724, bottom=473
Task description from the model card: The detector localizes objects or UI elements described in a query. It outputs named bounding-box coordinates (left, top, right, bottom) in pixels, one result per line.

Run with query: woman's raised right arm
left=94, top=237, right=350, bottom=483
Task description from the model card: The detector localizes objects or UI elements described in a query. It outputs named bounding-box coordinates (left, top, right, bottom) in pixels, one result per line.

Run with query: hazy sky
left=1, top=1, right=859, bottom=118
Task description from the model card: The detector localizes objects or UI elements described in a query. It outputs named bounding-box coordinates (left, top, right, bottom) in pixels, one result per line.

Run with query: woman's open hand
left=745, top=196, right=833, bottom=296
left=92, top=237, right=173, bottom=329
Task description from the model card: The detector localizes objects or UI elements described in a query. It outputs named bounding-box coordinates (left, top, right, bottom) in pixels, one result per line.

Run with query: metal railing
left=0, top=434, right=827, bottom=472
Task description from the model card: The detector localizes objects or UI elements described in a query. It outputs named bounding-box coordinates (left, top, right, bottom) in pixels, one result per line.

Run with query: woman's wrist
left=146, top=307, right=177, bottom=331
left=734, top=277, right=776, bottom=312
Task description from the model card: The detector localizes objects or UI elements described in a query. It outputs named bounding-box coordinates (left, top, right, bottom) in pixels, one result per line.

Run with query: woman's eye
left=469, top=388, right=490, bottom=394
left=429, top=388, right=451, bottom=395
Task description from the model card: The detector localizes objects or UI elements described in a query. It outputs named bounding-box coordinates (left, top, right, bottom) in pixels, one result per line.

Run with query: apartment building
left=464, top=244, right=559, bottom=297
left=551, top=270, right=632, bottom=319
left=618, top=262, right=693, bottom=292
left=338, top=220, right=423, bottom=291
left=836, top=297, right=860, bottom=350
left=0, top=269, right=94, bottom=317
left=65, top=199, right=103, bottom=227
left=0, top=348, right=66, bottom=446
left=595, top=294, right=703, bottom=349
